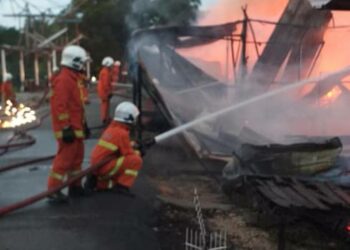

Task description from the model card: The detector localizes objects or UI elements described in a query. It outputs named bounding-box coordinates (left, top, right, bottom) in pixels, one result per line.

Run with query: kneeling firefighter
left=85, top=101, right=143, bottom=195
left=47, top=45, right=89, bottom=204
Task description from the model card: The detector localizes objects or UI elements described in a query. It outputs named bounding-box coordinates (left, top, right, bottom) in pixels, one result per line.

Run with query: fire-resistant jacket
left=112, top=64, right=120, bottom=83
left=50, top=67, right=85, bottom=139
left=1, top=81, right=16, bottom=104
left=91, top=121, right=137, bottom=164
left=79, top=72, right=89, bottom=104
left=97, top=67, right=112, bottom=100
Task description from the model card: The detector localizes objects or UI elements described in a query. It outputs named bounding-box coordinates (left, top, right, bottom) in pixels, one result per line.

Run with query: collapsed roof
left=309, top=0, right=350, bottom=10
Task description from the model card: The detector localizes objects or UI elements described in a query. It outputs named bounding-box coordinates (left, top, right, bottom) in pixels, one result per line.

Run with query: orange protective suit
left=97, top=67, right=112, bottom=123
left=90, top=121, right=142, bottom=190
left=112, top=64, right=120, bottom=83
left=79, top=73, right=89, bottom=104
left=48, top=67, right=86, bottom=190
left=1, top=81, right=16, bottom=105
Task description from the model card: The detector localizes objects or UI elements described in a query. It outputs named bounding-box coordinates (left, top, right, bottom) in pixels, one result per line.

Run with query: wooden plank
left=292, top=179, right=329, bottom=210
left=256, top=180, right=293, bottom=207
left=326, top=183, right=350, bottom=206
left=282, top=186, right=316, bottom=209
left=314, top=183, right=348, bottom=207
left=256, top=185, right=291, bottom=207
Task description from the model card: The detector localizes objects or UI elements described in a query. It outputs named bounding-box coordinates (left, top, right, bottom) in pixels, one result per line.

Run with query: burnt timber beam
left=251, top=0, right=332, bottom=85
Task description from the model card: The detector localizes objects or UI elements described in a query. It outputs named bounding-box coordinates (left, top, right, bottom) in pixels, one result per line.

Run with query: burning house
left=130, top=0, right=350, bottom=243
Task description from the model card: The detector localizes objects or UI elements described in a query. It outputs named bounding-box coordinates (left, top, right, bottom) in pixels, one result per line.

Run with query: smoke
left=129, top=0, right=350, bottom=151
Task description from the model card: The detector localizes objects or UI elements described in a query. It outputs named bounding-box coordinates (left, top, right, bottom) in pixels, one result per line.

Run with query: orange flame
left=318, top=85, right=342, bottom=107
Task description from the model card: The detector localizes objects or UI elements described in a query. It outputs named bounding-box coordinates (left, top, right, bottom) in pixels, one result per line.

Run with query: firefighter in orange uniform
left=1, top=73, right=16, bottom=106
left=47, top=45, right=89, bottom=204
left=112, top=60, right=121, bottom=83
left=79, top=71, right=90, bottom=105
left=97, top=56, right=114, bottom=124
left=85, top=101, right=142, bottom=195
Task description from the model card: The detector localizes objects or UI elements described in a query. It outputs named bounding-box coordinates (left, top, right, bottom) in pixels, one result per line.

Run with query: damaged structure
left=130, top=0, right=350, bottom=246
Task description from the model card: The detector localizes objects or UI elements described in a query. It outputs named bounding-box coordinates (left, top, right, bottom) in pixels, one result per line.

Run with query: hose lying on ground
left=0, top=153, right=116, bottom=217
left=0, top=155, right=55, bottom=173
left=0, top=132, right=36, bottom=156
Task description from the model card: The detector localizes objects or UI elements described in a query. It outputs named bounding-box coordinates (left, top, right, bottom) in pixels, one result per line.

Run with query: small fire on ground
left=0, top=100, right=36, bottom=128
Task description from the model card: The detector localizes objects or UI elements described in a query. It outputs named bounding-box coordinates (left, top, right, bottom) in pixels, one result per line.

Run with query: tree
left=127, top=0, right=201, bottom=29
left=71, top=0, right=201, bottom=73
left=0, top=26, right=20, bottom=88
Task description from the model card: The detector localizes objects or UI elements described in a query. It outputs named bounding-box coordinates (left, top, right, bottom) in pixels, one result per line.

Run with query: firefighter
left=85, top=101, right=142, bottom=196
left=1, top=73, right=17, bottom=106
left=97, top=56, right=114, bottom=125
left=112, top=60, right=121, bottom=83
left=47, top=45, right=89, bottom=204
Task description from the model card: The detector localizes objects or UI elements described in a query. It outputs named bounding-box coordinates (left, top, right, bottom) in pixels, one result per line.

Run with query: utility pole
left=240, top=7, right=248, bottom=83
left=1, top=49, right=7, bottom=108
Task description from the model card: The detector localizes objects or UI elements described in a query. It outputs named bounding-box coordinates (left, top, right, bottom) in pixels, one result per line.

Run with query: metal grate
left=185, top=188, right=227, bottom=250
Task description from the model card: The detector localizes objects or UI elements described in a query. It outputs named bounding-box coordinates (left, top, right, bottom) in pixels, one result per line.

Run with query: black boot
left=68, top=186, right=86, bottom=197
left=112, top=184, right=135, bottom=198
left=83, top=174, right=97, bottom=194
left=47, top=191, right=69, bottom=204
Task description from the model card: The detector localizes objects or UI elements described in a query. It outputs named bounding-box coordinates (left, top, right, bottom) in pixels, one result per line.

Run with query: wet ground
left=0, top=93, right=160, bottom=250
left=2, top=91, right=350, bottom=250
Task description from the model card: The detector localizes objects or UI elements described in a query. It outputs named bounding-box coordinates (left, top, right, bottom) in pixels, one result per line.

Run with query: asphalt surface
left=0, top=94, right=161, bottom=250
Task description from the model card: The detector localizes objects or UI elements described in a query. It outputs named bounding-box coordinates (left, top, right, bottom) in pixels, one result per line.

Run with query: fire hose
left=0, top=155, right=55, bottom=173
left=0, top=139, right=156, bottom=217
left=0, top=153, right=116, bottom=217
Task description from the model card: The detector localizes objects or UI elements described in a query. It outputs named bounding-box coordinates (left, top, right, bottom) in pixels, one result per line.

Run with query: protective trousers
left=96, top=154, right=142, bottom=190
left=47, top=139, right=84, bottom=189
left=100, top=99, right=110, bottom=123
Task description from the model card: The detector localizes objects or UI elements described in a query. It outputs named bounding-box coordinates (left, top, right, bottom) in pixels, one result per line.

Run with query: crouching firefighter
left=47, top=45, right=89, bottom=204
left=84, top=101, right=143, bottom=196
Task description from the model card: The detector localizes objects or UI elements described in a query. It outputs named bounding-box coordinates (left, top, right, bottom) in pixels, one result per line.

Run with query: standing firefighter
left=97, top=56, right=114, bottom=125
left=85, top=101, right=142, bottom=195
left=1, top=73, right=17, bottom=106
left=112, top=60, right=121, bottom=83
left=47, top=45, right=89, bottom=203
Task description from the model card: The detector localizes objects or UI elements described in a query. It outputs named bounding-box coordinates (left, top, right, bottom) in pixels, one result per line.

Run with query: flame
left=0, top=101, right=37, bottom=128
left=179, top=1, right=350, bottom=83
left=318, top=85, right=342, bottom=107
left=178, top=0, right=289, bottom=81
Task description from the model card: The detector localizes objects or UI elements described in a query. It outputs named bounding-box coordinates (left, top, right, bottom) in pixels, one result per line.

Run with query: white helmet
left=102, top=56, right=114, bottom=67
left=114, top=101, right=140, bottom=124
left=114, top=60, right=121, bottom=66
left=4, top=72, right=13, bottom=81
left=61, top=45, right=88, bottom=71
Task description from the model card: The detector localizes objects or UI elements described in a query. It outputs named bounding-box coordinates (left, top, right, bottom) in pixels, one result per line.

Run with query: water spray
left=151, top=66, right=350, bottom=144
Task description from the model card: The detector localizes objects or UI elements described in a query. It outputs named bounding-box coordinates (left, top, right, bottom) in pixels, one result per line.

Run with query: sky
left=0, top=0, right=216, bottom=29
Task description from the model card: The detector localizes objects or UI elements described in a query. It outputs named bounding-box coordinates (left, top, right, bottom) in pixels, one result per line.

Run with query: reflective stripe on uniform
left=49, top=171, right=64, bottom=181
left=54, top=130, right=84, bottom=139
left=124, top=169, right=138, bottom=177
left=99, top=156, right=125, bottom=180
left=68, top=170, right=80, bottom=177
left=98, top=140, right=118, bottom=151
left=58, top=113, right=69, bottom=121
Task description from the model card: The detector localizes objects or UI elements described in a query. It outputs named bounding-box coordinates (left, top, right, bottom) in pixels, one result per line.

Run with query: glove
left=142, top=138, right=156, bottom=149
left=134, top=138, right=156, bottom=157
left=84, top=122, right=91, bottom=139
left=62, top=126, right=75, bottom=143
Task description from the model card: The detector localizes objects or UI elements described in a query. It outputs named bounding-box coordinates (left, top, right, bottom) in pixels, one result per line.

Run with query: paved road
left=0, top=94, right=160, bottom=250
